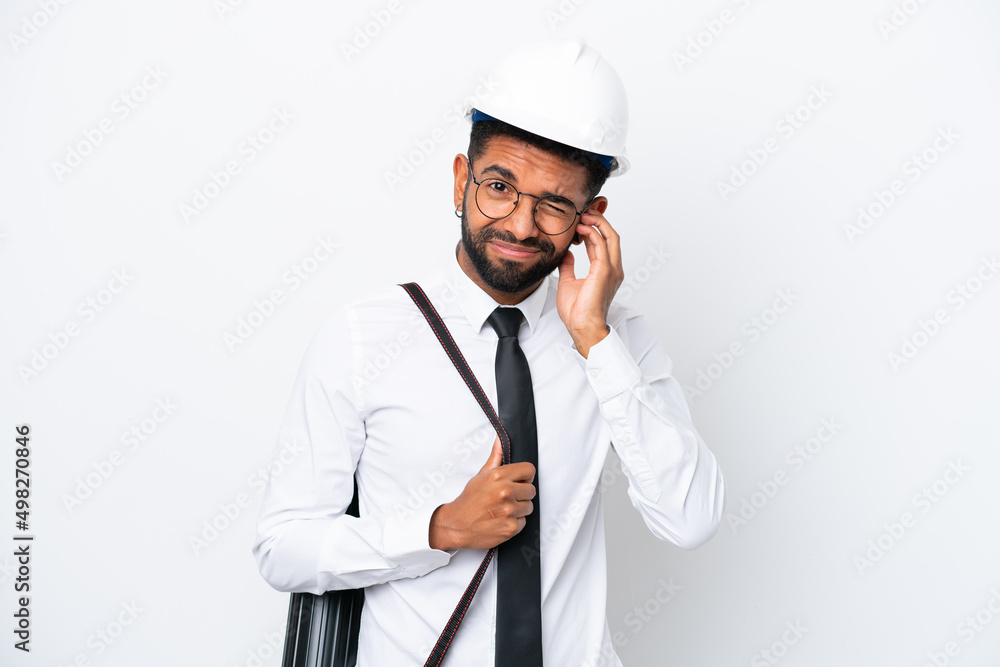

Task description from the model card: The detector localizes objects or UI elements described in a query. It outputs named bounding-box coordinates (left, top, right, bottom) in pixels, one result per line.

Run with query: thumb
left=479, top=435, right=504, bottom=473
left=557, top=246, right=575, bottom=285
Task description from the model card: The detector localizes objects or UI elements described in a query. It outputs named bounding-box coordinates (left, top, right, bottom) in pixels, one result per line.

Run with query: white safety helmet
left=465, top=38, right=630, bottom=177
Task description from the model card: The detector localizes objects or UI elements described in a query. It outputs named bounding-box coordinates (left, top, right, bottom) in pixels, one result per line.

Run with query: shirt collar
left=444, top=241, right=549, bottom=336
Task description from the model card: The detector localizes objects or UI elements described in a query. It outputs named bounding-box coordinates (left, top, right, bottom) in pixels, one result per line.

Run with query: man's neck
left=455, top=241, right=541, bottom=306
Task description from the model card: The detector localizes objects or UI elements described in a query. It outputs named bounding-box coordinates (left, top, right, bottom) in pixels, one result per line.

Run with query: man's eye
left=488, top=181, right=512, bottom=194
left=539, top=198, right=571, bottom=214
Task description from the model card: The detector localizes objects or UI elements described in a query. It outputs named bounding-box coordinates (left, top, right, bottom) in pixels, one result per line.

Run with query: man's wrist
left=572, top=323, right=611, bottom=359
left=428, top=503, right=454, bottom=551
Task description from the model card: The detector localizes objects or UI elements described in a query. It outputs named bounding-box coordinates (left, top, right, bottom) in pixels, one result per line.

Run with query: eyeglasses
left=467, top=161, right=592, bottom=236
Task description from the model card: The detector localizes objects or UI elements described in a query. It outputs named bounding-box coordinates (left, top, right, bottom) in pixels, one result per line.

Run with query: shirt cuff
left=576, top=325, right=642, bottom=401
left=382, top=503, right=455, bottom=577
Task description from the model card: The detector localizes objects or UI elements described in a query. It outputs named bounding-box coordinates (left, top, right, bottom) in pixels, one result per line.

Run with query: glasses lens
left=475, top=178, right=517, bottom=219
left=534, top=196, right=577, bottom=235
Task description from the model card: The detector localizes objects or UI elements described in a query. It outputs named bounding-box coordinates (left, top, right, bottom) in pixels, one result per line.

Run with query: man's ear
left=573, top=197, right=608, bottom=244
left=587, top=196, right=608, bottom=216
left=453, top=154, right=469, bottom=211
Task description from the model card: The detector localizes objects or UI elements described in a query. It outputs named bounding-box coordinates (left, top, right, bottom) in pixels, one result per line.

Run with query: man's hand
left=556, top=204, right=623, bottom=358
left=429, top=436, right=536, bottom=551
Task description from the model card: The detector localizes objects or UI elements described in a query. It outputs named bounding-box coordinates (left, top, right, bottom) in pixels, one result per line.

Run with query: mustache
left=479, top=227, right=555, bottom=254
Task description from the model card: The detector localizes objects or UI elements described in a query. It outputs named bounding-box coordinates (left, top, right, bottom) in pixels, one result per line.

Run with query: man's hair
left=467, top=116, right=610, bottom=203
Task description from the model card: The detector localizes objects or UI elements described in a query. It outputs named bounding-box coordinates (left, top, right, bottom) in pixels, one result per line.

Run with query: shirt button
left=588, top=369, right=599, bottom=379
left=621, top=432, right=632, bottom=443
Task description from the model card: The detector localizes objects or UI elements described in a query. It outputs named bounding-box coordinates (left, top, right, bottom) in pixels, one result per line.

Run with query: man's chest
left=352, top=312, right=611, bottom=523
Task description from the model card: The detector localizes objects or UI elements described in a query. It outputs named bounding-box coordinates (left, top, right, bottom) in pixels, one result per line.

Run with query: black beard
left=460, top=207, right=568, bottom=294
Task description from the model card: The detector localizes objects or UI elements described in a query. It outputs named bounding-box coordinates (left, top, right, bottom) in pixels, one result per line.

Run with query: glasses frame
left=467, top=160, right=594, bottom=236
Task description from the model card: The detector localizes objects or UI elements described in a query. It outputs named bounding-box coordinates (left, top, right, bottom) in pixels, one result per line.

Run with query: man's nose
left=504, top=196, right=539, bottom=240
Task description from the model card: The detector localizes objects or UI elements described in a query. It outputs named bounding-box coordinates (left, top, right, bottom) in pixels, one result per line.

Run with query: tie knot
left=487, top=307, right=524, bottom=339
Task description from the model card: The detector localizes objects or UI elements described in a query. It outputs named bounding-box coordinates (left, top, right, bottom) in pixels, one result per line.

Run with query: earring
left=455, top=206, right=462, bottom=218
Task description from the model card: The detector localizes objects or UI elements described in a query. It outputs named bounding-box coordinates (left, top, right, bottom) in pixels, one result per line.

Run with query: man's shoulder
left=342, top=281, right=412, bottom=312
left=329, top=269, right=447, bottom=325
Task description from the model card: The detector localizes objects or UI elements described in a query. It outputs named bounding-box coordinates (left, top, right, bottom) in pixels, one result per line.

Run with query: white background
left=2, top=1, right=999, bottom=665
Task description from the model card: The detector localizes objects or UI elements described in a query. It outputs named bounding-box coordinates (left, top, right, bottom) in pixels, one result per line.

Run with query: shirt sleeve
left=253, top=306, right=455, bottom=594
left=571, top=308, right=726, bottom=550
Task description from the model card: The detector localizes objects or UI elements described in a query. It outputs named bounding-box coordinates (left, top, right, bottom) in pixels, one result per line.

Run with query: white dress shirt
left=253, top=242, right=726, bottom=666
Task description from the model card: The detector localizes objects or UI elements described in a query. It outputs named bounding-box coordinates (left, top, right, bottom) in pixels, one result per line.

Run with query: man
left=254, top=38, right=725, bottom=666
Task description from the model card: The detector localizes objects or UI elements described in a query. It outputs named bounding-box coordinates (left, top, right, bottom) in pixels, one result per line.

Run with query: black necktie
left=487, top=306, right=543, bottom=667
